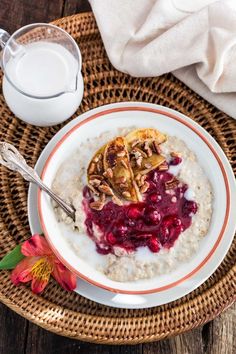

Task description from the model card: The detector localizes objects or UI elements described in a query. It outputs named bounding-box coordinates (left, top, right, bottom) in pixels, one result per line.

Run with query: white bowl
left=38, top=102, right=236, bottom=295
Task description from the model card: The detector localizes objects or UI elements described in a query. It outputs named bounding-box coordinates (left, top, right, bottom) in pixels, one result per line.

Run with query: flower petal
left=21, top=235, right=52, bottom=257
left=11, top=257, right=36, bottom=285
left=31, top=277, right=49, bottom=294
left=52, top=262, right=77, bottom=291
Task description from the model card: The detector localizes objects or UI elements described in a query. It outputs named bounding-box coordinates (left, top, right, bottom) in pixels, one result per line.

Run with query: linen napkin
left=89, top=0, right=236, bottom=119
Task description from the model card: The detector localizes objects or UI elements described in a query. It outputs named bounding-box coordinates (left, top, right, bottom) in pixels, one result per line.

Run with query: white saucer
left=28, top=102, right=236, bottom=308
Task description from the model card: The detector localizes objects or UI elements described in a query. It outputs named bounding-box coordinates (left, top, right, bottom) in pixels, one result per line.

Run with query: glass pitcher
left=0, top=23, right=84, bottom=126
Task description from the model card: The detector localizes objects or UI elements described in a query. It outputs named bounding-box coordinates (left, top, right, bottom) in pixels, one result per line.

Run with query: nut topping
left=89, top=174, right=104, bottom=180
left=131, top=139, right=141, bottom=147
left=136, top=156, right=143, bottom=167
left=117, top=150, right=126, bottom=157
left=89, top=201, right=104, bottom=211
left=88, top=162, right=96, bottom=174
left=99, top=193, right=106, bottom=203
left=116, top=176, right=127, bottom=183
left=96, top=160, right=103, bottom=173
left=143, top=141, right=153, bottom=157
left=170, top=151, right=182, bottom=157
left=98, top=184, right=114, bottom=196
left=158, top=163, right=169, bottom=171
left=89, top=178, right=101, bottom=187
left=152, top=141, right=162, bottom=154
left=132, top=147, right=147, bottom=158
left=88, top=183, right=99, bottom=196
left=144, top=163, right=152, bottom=169
left=140, top=181, right=149, bottom=193
left=165, top=177, right=178, bottom=190
left=112, top=195, right=123, bottom=206
left=103, top=168, right=113, bottom=178
left=122, top=191, right=131, bottom=198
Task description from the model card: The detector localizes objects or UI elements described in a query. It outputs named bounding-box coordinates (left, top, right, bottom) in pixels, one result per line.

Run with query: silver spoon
left=0, top=142, right=76, bottom=221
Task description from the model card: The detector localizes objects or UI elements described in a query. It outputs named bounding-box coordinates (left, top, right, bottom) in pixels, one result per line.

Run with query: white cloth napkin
left=89, top=0, right=236, bottom=119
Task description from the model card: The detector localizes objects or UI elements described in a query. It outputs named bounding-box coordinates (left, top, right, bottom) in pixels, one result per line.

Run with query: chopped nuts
left=119, top=182, right=129, bottom=190
left=140, top=175, right=147, bottom=185
left=136, top=156, right=143, bottom=167
left=153, top=141, right=161, bottom=154
left=158, top=163, right=169, bottom=171
left=135, top=173, right=142, bottom=182
left=132, top=147, right=147, bottom=158
left=112, top=195, right=123, bottom=206
left=165, top=177, right=178, bottom=190
left=103, top=168, right=113, bottom=178
left=88, top=183, right=99, bottom=195
left=117, top=150, right=126, bottom=157
left=140, top=181, right=149, bottom=193
left=170, top=151, right=181, bottom=158
left=144, top=163, right=152, bottom=169
left=96, top=160, right=103, bottom=173
left=89, top=178, right=101, bottom=187
left=89, top=201, right=104, bottom=211
left=98, top=184, right=114, bottom=196
left=99, top=193, right=106, bottom=203
left=88, top=162, right=96, bottom=174
left=143, top=141, right=153, bottom=157
left=116, top=176, right=127, bottom=183
left=89, top=174, right=104, bottom=180
left=122, top=191, right=131, bottom=198
left=131, top=139, right=140, bottom=147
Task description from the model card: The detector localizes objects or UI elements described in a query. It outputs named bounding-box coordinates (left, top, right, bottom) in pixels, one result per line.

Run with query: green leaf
left=0, top=244, right=25, bottom=269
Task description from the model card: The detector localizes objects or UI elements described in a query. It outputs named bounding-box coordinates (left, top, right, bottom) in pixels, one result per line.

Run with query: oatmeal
left=52, top=129, right=213, bottom=282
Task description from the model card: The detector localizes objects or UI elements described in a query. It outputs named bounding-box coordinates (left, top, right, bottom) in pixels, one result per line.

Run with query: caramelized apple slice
left=126, top=128, right=167, bottom=146
left=103, top=136, right=141, bottom=202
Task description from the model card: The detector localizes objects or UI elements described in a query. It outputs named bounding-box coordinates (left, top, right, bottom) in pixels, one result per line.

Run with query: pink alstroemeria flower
left=11, top=234, right=77, bottom=294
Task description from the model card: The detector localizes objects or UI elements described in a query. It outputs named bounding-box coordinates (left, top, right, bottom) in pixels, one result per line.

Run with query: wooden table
left=0, top=1, right=235, bottom=353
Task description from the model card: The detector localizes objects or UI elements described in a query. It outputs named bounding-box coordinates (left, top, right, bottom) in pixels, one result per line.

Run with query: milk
left=2, top=42, right=83, bottom=126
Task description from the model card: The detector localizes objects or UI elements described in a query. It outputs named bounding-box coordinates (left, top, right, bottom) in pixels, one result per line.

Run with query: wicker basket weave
left=0, top=12, right=235, bottom=344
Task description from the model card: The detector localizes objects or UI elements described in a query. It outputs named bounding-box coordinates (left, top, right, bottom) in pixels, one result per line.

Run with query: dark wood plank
left=0, top=302, right=28, bottom=354
left=63, top=0, right=91, bottom=17
left=143, top=327, right=204, bottom=354
left=0, top=0, right=64, bottom=34
left=25, top=321, right=143, bottom=354
left=203, top=303, right=236, bottom=354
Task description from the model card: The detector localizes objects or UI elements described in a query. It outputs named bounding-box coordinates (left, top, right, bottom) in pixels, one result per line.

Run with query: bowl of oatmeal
left=38, top=103, right=234, bottom=294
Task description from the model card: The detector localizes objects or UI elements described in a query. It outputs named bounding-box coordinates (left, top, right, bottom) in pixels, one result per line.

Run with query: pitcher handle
left=0, top=29, right=10, bottom=49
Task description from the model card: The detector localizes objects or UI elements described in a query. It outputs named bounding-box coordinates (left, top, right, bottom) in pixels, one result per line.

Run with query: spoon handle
left=0, top=142, right=75, bottom=220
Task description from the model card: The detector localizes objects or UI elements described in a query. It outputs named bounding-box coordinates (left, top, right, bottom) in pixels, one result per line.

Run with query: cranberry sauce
left=83, top=167, right=198, bottom=255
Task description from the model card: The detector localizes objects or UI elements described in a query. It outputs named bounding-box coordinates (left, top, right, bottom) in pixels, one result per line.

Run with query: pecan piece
left=89, top=201, right=104, bottom=211
left=98, top=184, right=114, bottom=196
left=158, top=163, right=169, bottom=171
left=152, top=141, right=162, bottom=154
left=165, top=177, right=179, bottom=190
left=122, top=191, right=131, bottom=198
left=88, top=183, right=99, bottom=196
left=140, top=181, right=149, bottom=193
left=89, top=178, right=101, bottom=187
left=88, top=162, right=96, bottom=174
left=103, top=168, right=113, bottom=179
left=143, top=141, right=153, bottom=157
left=170, top=151, right=182, bottom=157
left=112, top=195, right=123, bottom=206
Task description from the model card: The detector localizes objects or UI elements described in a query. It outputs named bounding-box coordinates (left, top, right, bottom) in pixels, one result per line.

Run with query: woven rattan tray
left=0, top=12, right=235, bottom=344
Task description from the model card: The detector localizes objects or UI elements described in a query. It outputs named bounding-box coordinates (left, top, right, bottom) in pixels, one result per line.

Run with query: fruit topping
left=83, top=164, right=198, bottom=255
